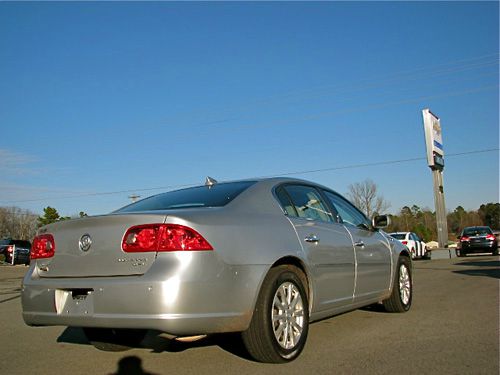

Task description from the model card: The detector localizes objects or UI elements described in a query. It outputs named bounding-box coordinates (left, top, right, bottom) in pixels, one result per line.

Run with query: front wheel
left=242, top=265, right=309, bottom=363
left=383, top=257, right=412, bottom=313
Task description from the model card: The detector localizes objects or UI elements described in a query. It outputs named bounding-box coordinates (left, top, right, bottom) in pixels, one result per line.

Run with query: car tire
left=241, top=265, right=309, bottom=363
left=383, top=257, right=412, bottom=313
left=83, top=328, right=147, bottom=352
left=423, top=247, right=431, bottom=260
left=493, top=248, right=499, bottom=256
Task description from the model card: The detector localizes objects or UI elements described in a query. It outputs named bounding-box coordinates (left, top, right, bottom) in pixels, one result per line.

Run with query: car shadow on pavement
left=57, top=328, right=253, bottom=361
left=453, top=258, right=500, bottom=279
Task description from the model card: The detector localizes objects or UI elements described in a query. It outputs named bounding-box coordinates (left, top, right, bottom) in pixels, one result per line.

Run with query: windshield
left=115, top=181, right=256, bottom=213
left=390, top=233, right=406, bottom=240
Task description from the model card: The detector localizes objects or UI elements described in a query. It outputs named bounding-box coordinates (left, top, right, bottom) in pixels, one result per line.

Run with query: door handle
left=304, top=234, right=320, bottom=243
left=354, top=240, right=365, bottom=248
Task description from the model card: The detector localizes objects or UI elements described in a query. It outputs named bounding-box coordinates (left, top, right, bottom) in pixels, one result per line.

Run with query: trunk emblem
left=79, top=234, right=92, bottom=252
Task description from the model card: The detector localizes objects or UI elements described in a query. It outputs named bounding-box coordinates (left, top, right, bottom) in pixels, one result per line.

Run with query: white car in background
left=389, top=232, right=428, bottom=259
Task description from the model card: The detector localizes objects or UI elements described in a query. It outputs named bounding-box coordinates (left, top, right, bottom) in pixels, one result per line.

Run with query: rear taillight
left=6, top=245, right=14, bottom=253
left=31, top=234, right=56, bottom=259
left=460, top=236, right=470, bottom=242
left=402, top=241, right=408, bottom=245
left=122, top=224, right=213, bottom=253
left=486, top=234, right=496, bottom=241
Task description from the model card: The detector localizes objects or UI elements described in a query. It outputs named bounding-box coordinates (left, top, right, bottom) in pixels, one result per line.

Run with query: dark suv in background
left=0, top=239, right=31, bottom=265
left=457, top=226, right=498, bottom=257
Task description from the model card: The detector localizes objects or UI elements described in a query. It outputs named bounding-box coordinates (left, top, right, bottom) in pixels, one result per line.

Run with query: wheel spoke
left=287, top=323, right=295, bottom=347
left=398, top=264, right=411, bottom=305
left=275, top=321, right=285, bottom=340
left=273, top=312, right=286, bottom=323
left=290, top=292, right=300, bottom=309
left=287, top=283, right=293, bottom=305
left=273, top=294, right=286, bottom=311
left=271, top=281, right=305, bottom=350
left=291, top=320, right=303, bottom=332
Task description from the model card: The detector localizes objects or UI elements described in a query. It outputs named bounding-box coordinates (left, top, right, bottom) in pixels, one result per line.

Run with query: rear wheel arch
left=242, top=261, right=310, bottom=362
left=271, top=256, right=312, bottom=310
left=245, top=256, right=312, bottom=331
left=399, top=248, right=411, bottom=260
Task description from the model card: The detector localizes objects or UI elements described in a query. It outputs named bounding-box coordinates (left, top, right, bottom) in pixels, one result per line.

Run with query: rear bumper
left=22, top=253, right=267, bottom=335
left=460, top=241, right=497, bottom=253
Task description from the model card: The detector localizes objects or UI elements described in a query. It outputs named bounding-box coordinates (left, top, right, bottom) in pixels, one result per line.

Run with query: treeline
left=0, top=206, right=87, bottom=241
left=387, top=203, right=499, bottom=242
left=0, top=207, right=38, bottom=241
left=1, top=202, right=498, bottom=244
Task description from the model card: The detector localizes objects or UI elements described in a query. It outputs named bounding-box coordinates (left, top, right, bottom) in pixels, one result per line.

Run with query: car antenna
left=205, top=176, right=218, bottom=188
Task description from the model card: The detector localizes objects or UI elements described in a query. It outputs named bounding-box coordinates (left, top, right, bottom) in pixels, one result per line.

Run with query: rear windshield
left=13, top=240, right=31, bottom=248
left=115, top=181, right=256, bottom=213
left=463, top=227, right=492, bottom=236
left=390, top=233, right=406, bottom=240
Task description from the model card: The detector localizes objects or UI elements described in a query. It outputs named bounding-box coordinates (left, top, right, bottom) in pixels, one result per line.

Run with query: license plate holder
left=55, top=289, right=94, bottom=315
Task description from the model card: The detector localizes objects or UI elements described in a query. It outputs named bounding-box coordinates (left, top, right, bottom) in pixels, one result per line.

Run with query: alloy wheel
left=271, top=282, right=305, bottom=350
left=399, top=264, right=411, bottom=305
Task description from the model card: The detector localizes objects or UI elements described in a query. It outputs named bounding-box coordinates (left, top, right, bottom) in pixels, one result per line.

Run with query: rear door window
left=279, top=185, right=333, bottom=223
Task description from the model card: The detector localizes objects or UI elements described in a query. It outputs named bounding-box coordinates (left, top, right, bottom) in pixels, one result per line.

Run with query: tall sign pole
left=422, top=109, right=448, bottom=249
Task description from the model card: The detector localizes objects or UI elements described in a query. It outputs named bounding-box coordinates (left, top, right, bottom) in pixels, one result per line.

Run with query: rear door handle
left=354, top=240, right=365, bottom=248
left=305, top=234, right=320, bottom=243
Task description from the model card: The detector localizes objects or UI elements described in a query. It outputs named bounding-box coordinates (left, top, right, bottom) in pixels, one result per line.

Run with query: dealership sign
left=422, top=109, right=444, bottom=170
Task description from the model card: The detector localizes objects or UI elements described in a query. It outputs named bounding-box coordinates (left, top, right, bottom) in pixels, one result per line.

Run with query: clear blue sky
left=1, top=2, right=498, bottom=217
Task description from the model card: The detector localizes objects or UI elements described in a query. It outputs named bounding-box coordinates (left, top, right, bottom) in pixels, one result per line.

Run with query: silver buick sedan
left=22, top=177, right=412, bottom=363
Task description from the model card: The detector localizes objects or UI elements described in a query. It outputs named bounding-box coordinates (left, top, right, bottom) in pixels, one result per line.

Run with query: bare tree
left=0, top=206, right=38, bottom=240
left=347, top=179, right=390, bottom=218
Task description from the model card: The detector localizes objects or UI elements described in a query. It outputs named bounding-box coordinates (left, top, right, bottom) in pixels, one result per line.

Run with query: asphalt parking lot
left=0, top=256, right=498, bottom=375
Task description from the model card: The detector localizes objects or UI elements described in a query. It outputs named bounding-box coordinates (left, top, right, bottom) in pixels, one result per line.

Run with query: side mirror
left=372, top=214, right=390, bottom=229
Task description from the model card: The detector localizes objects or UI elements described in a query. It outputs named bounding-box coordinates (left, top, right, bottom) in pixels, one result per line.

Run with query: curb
left=429, top=248, right=457, bottom=260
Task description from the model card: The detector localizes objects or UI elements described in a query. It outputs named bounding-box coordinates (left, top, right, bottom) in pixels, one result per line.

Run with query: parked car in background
left=0, top=239, right=31, bottom=265
left=457, top=226, right=498, bottom=257
left=493, top=230, right=500, bottom=243
left=22, top=177, right=412, bottom=363
left=389, top=232, right=428, bottom=259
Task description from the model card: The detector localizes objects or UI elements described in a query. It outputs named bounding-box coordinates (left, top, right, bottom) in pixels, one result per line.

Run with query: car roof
left=159, top=177, right=342, bottom=197
left=113, top=177, right=343, bottom=216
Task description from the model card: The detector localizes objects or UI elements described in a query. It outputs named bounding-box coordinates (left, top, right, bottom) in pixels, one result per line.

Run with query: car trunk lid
left=36, top=213, right=166, bottom=278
